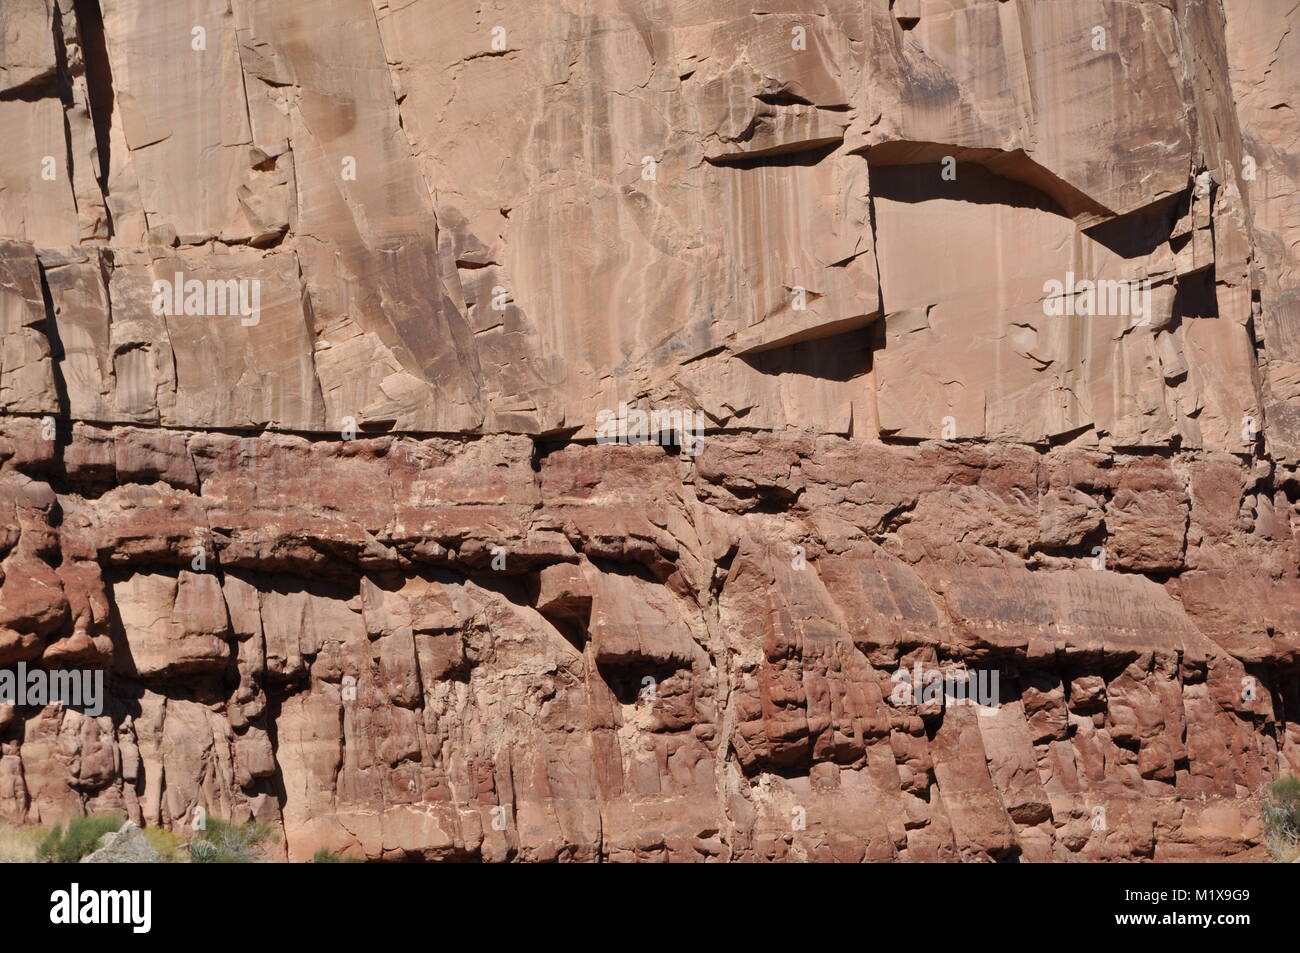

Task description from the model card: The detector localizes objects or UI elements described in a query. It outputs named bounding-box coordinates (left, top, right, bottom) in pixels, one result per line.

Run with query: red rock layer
left=0, top=420, right=1296, bottom=860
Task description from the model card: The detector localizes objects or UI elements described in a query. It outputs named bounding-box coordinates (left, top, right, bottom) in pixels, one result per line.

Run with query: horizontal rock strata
left=0, top=421, right=1297, bottom=860
left=0, top=0, right=1298, bottom=860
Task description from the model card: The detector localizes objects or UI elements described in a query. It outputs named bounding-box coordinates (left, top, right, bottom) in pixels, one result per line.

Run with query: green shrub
left=36, top=815, right=123, bottom=863
left=189, top=817, right=273, bottom=864
left=1261, top=775, right=1300, bottom=862
left=311, top=846, right=362, bottom=863
left=188, top=839, right=219, bottom=863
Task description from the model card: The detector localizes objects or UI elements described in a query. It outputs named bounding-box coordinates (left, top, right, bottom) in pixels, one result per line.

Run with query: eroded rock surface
left=0, top=0, right=1297, bottom=861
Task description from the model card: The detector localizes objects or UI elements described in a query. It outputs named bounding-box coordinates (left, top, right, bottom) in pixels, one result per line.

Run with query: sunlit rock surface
left=0, top=0, right=1297, bottom=861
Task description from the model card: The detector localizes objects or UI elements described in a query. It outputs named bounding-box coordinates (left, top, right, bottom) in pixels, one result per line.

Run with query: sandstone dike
left=0, top=0, right=1298, bottom=862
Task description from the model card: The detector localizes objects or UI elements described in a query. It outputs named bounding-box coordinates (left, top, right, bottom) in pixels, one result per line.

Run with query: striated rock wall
left=0, top=0, right=1298, bottom=861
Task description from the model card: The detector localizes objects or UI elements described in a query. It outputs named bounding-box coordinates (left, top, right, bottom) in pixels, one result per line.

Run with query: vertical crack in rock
left=70, top=0, right=112, bottom=193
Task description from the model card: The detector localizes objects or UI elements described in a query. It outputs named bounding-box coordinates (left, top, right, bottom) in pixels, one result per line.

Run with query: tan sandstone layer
left=0, top=0, right=1298, bottom=860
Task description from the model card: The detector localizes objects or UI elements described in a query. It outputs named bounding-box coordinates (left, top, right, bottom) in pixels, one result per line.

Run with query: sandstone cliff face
left=0, top=0, right=1297, bottom=861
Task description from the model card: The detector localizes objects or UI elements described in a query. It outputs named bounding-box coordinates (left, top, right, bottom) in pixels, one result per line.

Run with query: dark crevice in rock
left=866, top=141, right=1112, bottom=223
left=704, top=139, right=842, bottom=170
left=72, top=0, right=113, bottom=193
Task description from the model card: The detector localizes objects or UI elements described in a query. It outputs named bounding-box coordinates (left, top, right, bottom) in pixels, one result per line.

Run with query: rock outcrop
left=80, top=820, right=161, bottom=863
left=0, top=0, right=1297, bottom=861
